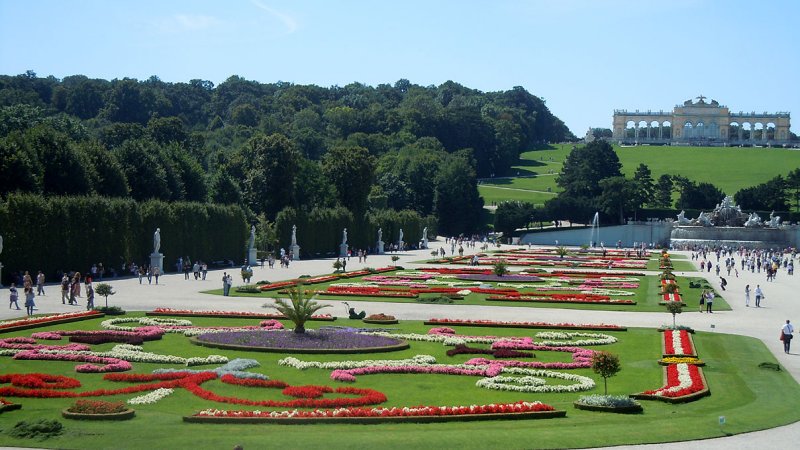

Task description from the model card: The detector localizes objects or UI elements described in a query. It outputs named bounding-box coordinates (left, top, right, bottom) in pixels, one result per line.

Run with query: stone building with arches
left=612, top=96, right=791, bottom=146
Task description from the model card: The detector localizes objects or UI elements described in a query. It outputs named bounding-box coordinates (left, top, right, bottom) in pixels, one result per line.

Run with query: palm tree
left=269, top=284, right=330, bottom=334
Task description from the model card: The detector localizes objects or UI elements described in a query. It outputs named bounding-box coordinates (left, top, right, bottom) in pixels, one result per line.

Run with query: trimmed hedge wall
left=275, top=206, right=436, bottom=259
left=0, top=193, right=247, bottom=284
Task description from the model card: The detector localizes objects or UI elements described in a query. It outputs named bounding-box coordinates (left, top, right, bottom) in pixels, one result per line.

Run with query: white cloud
left=174, top=14, right=222, bottom=31
left=250, top=0, right=297, bottom=33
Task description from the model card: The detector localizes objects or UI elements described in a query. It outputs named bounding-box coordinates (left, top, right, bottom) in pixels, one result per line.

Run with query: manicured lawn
left=479, top=144, right=798, bottom=207
left=0, top=314, right=796, bottom=449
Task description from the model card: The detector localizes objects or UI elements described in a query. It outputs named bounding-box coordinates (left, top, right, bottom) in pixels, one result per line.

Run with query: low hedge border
left=0, top=312, right=105, bottom=334
left=188, top=336, right=410, bottom=354
left=423, top=321, right=627, bottom=331
left=146, top=312, right=336, bottom=321
left=183, top=409, right=566, bottom=424
left=363, top=319, right=399, bottom=325
left=572, top=402, right=643, bottom=414
left=62, top=408, right=135, bottom=421
left=0, top=403, right=22, bottom=413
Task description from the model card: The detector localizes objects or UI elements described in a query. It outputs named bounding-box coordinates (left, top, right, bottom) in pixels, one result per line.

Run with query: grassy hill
left=479, top=144, right=800, bottom=207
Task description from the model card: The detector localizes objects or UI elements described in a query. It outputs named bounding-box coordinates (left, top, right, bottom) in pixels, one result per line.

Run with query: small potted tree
left=93, top=283, right=124, bottom=315
left=574, top=351, right=642, bottom=413
left=666, top=301, right=682, bottom=329
left=493, top=259, right=509, bottom=277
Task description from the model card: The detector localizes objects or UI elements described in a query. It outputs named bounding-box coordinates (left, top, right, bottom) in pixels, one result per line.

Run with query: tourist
left=60, top=273, right=70, bottom=304
left=202, top=262, right=208, bottom=280
left=719, top=277, right=727, bottom=291
left=222, top=272, right=229, bottom=296
left=755, top=285, right=765, bottom=307
left=699, top=289, right=705, bottom=313
left=9, top=283, right=20, bottom=310
left=86, top=281, right=95, bottom=311
left=24, top=286, right=35, bottom=316
left=193, top=261, right=200, bottom=280
left=705, top=290, right=715, bottom=313
left=36, top=271, right=45, bottom=296
left=153, top=266, right=160, bottom=284
left=745, top=284, right=751, bottom=307
left=146, top=266, right=153, bottom=284
left=781, top=320, right=794, bottom=354
left=138, top=266, right=145, bottom=284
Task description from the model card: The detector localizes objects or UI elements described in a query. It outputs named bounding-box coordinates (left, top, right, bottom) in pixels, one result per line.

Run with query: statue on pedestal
left=291, top=225, right=297, bottom=246
left=398, top=228, right=404, bottom=245
left=342, top=228, right=348, bottom=245
left=377, top=228, right=383, bottom=243
left=153, top=228, right=161, bottom=254
left=248, top=225, right=256, bottom=250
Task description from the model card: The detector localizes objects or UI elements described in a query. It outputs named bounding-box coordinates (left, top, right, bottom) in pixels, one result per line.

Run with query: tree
left=677, top=181, right=725, bottom=210
left=598, top=177, right=638, bottom=225
left=591, top=351, right=621, bottom=395
left=114, top=139, right=171, bottom=201
left=632, top=163, right=655, bottom=209
left=654, top=174, right=674, bottom=208
left=493, top=259, right=509, bottom=277
left=556, top=141, right=622, bottom=199
left=209, top=170, right=243, bottom=205
left=433, top=155, right=484, bottom=234
left=786, top=168, right=800, bottom=210
left=243, top=133, right=300, bottom=217
left=268, top=284, right=331, bottom=334
left=734, top=176, right=788, bottom=211
left=322, top=145, right=376, bottom=215
left=94, top=283, right=115, bottom=308
left=494, top=201, right=536, bottom=236
left=665, top=301, right=683, bottom=328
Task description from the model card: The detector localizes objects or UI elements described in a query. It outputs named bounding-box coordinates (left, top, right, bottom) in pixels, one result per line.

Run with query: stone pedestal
left=421, top=238, right=428, bottom=249
left=339, top=243, right=349, bottom=258
left=291, top=244, right=300, bottom=261
left=398, top=241, right=405, bottom=251
left=248, top=248, right=257, bottom=266
left=150, top=253, right=164, bottom=273
left=377, top=241, right=384, bottom=255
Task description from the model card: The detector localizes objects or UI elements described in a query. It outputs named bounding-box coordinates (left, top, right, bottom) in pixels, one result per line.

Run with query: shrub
left=93, top=305, right=126, bottom=315
left=268, top=284, right=331, bottom=334
left=95, top=283, right=115, bottom=308
left=7, top=419, right=63, bottom=440
left=235, top=285, right=261, bottom=293
left=493, top=259, right=509, bottom=277
left=416, top=295, right=453, bottom=304
left=591, top=351, right=621, bottom=395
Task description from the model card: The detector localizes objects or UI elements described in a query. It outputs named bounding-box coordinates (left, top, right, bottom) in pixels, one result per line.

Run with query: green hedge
left=0, top=193, right=247, bottom=284
left=275, top=207, right=436, bottom=258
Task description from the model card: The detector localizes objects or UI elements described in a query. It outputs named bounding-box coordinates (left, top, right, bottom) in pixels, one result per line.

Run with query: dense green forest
left=0, top=72, right=574, bottom=240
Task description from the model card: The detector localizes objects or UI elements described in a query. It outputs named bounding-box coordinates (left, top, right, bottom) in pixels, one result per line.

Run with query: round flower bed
left=363, top=313, right=398, bottom=325
left=190, top=330, right=409, bottom=354
left=61, top=400, right=135, bottom=421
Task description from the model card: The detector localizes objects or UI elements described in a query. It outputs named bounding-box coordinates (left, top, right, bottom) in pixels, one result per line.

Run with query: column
left=738, top=127, right=743, bottom=142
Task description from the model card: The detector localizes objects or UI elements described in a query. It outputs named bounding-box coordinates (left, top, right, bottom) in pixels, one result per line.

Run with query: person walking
left=699, top=289, right=706, bottom=313
left=9, top=283, right=20, bottom=310
left=24, top=286, right=35, bottom=316
left=153, top=266, right=160, bottom=284
left=85, top=282, right=95, bottom=311
left=36, top=271, right=45, bottom=296
left=755, top=285, right=764, bottom=307
left=781, top=320, right=794, bottom=354
left=744, top=284, right=751, bottom=307
left=60, top=274, right=70, bottom=304
left=222, top=272, right=229, bottom=296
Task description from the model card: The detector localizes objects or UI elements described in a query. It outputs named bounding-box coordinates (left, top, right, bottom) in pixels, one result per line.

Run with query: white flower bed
left=476, top=368, right=595, bottom=393
left=279, top=355, right=437, bottom=370
left=128, top=388, right=174, bottom=405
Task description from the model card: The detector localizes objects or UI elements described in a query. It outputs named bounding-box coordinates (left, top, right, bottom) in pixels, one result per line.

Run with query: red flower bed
left=663, top=329, right=696, bottom=356
left=259, top=281, right=296, bottom=291
left=281, top=385, right=332, bottom=399
left=424, top=318, right=627, bottom=331
left=486, top=294, right=636, bottom=305
left=219, top=375, right=288, bottom=389
left=0, top=311, right=104, bottom=333
left=641, top=364, right=707, bottom=398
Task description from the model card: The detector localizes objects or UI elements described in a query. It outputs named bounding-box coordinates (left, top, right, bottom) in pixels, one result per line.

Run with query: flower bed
left=62, top=400, right=135, bottom=421
left=573, top=395, right=643, bottom=414
left=147, top=309, right=335, bottom=321
left=632, top=363, right=710, bottom=403
left=662, top=329, right=696, bottom=357
left=0, top=311, right=105, bottom=333
left=184, top=401, right=565, bottom=424
left=455, top=274, right=544, bottom=283
left=0, top=397, right=22, bottom=413
left=363, top=313, right=398, bottom=325
left=191, top=330, right=410, bottom=354
left=424, top=318, right=627, bottom=331
left=486, top=295, right=636, bottom=305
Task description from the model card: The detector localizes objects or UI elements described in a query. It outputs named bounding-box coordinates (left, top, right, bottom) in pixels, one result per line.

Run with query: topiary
left=8, top=419, right=63, bottom=440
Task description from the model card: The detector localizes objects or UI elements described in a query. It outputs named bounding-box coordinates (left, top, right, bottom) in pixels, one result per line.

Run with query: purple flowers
left=195, top=330, right=404, bottom=351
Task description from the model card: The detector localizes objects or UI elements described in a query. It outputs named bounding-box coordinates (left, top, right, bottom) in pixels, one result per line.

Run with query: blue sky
left=1, top=0, right=797, bottom=135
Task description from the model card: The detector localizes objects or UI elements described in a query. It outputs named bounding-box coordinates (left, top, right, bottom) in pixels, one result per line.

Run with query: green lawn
left=0, top=315, right=796, bottom=449
left=480, top=144, right=799, bottom=206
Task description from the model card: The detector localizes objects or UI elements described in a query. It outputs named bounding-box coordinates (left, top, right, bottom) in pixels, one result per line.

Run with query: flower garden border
left=183, top=409, right=566, bottom=424
left=62, top=408, right=136, bottom=421
left=572, top=401, right=643, bottom=414
left=146, top=311, right=336, bottom=321
left=661, top=329, right=697, bottom=358
left=188, top=336, right=410, bottom=354
left=631, top=365, right=711, bottom=404
left=424, top=319, right=627, bottom=331
left=0, top=311, right=105, bottom=334
left=485, top=296, right=636, bottom=305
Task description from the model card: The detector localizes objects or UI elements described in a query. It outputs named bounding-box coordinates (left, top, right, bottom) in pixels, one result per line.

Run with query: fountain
left=670, top=196, right=794, bottom=248
left=589, top=212, right=599, bottom=247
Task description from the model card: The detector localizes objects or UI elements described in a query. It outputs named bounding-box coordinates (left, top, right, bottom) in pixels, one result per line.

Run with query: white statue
left=248, top=225, right=256, bottom=250
left=153, top=228, right=161, bottom=254
left=291, top=225, right=297, bottom=246
left=422, top=227, right=428, bottom=240
left=744, top=212, right=762, bottom=228
left=377, top=228, right=383, bottom=243
left=769, top=211, right=781, bottom=228
left=676, top=210, right=691, bottom=225
left=696, top=212, right=712, bottom=227
left=398, top=228, right=404, bottom=244
left=342, top=228, right=348, bottom=245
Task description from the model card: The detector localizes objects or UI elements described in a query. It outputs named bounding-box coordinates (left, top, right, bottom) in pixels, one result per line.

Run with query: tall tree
left=632, top=163, right=655, bottom=208
left=243, top=133, right=300, bottom=217
left=433, top=155, right=483, bottom=234
left=654, top=174, right=674, bottom=208
left=322, top=145, right=376, bottom=215
left=598, top=176, right=638, bottom=224
left=734, top=176, right=788, bottom=211
left=556, top=141, right=622, bottom=199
